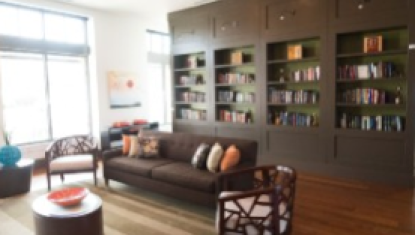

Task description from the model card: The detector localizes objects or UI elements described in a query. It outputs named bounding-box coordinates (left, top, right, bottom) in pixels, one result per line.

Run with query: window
left=0, top=2, right=90, bottom=145
left=146, top=30, right=171, bottom=124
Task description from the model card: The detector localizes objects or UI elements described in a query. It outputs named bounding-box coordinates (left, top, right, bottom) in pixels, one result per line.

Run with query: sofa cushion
left=105, top=157, right=173, bottom=177
left=152, top=162, right=217, bottom=193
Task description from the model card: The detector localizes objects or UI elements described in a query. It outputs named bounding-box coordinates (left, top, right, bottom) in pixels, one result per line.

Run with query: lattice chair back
left=217, top=165, right=297, bottom=235
left=46, top=135, right=98, bottom=160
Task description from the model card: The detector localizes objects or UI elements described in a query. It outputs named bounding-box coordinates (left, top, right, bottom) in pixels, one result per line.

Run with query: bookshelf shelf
left=266, top=37, right=321, bottom=127
left=173, top=51, right=208, bottom=122
left=336, top=77, right=406, bottom=83
left=268, top=57, right=320, bottom=64
left=336, top=49, right=407, bottom=58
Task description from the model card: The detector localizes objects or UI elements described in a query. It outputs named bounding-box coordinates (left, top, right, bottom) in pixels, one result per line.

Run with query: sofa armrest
left=102, top=149, right=123, bottom=162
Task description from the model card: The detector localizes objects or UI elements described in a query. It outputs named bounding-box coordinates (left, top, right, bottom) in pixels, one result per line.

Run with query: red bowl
left=47, top=187, right=89, bottom=207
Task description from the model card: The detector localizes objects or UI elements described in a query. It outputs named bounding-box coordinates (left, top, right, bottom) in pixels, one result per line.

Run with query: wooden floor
left=32, top=166, right=415, bottom=235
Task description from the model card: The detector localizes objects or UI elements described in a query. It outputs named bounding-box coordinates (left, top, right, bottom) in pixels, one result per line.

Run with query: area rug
left=0, top=181, right=216, bottom=235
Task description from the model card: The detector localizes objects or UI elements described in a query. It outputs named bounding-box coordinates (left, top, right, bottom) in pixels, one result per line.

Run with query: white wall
left=0, top=0, right=168, bottom=157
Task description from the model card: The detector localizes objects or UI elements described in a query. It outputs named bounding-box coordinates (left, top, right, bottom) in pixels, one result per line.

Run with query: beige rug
left=0, top=181, right=216, bottom=235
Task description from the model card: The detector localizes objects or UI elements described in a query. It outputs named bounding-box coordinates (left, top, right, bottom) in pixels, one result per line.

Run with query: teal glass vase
left=0, top=145, right=21, bottom=166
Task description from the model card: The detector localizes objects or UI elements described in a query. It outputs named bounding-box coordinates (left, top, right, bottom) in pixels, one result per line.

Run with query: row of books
left=177, top=91, right=206, bottom=102
left=338, top=88, right=393, bottom=104
left=268, top=89, right=319, bottom=104
left=217, top=73, right=255, bottom=84
left=217, top=91, right=255, bottom=103
left=337, top=62, right=399, bottom=80
left=282, top=66, right=321, bottom=82
left=219, top=109, right=253, bottom=123
left=268, top=111, right=318, bottom=127
left=185, top=56, right=204, bottom=68
left=178, top=75, right=204, bottom=85
left=178, top=109, right=207, bottom=120
left=339, top=114, right=404, bottom=132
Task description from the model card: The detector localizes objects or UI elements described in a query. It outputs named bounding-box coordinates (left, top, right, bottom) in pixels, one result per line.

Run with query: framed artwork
left=107, top=71, right=141, bottom=109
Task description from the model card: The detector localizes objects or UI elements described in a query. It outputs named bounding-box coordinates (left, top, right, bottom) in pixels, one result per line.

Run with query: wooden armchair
left=216, top=165, right=297, bottom=235
left=45, top=135, right=99, bottom=191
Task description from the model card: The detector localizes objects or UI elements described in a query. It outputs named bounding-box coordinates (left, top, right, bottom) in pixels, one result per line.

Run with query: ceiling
left=55, top=0, right=217, bottom=14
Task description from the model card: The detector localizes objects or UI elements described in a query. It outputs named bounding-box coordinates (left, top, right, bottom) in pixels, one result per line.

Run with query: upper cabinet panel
left=169, top=7, right=210, bottom=49
left=330, top=0, right=408, bottom=28
left=262, top=0, right=326, bottom=38
left=211, top=0, right=259, bottom=44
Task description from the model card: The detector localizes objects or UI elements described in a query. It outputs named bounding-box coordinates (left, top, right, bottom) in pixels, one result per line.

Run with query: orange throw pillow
left=122, top=134, right=131, bottom=155
left=220, top=145, right=240, bottom=171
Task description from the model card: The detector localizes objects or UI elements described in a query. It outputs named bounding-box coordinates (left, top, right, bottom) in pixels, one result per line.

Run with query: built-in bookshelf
left=266, top=38, right=321, bottom=128
left=173, top=52, right=207, bottom=121
left=336, top=27, right=408, bottom=132
left=214, top=46, right=256, bottom=124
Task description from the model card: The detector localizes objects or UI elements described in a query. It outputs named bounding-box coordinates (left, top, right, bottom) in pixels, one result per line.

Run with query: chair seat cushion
left=151, top=162, right=217, bottom=193
left=50, top=155, right=94, bottom=172
left=217, top=191, right=288, bottom=235
left=105, top=157, right=173, bottom=177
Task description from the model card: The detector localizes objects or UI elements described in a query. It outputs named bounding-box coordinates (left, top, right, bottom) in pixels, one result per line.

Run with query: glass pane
left=47, top=56, right=90, bottom=138
left=0, top=5, right=19, bottom=37
left=165, top=65, right=172, bottom=123
left=18, top=8, right=42, bottom=39
left=147, top=63, right=164, bottom=123
left=0, top=52, right=50, bottom=144
left=151, top=33, right=162, bottom=53
left=45, top=14, right=85, bottom=44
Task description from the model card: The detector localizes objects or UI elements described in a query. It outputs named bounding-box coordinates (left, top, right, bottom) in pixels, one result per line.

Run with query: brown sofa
left=102, top=131, right=258, bottom=207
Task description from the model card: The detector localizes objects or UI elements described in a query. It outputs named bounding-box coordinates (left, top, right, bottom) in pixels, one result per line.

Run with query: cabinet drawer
left=211, top=0, right=259, bottom=42
left=332, top=0, right=407, bottom=25
left=262, top=0, right=326, bottom=37
left=169, top=9, right=210, bottom=47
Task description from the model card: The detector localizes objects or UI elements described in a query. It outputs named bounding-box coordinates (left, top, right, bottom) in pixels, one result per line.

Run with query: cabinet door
left=262, top=0, right=326, bottom=38
left=169, top=8, right=210, bottom=49
left=211, top=0, right=259, bottom=43
left=331, top=0, right=407, bottom=26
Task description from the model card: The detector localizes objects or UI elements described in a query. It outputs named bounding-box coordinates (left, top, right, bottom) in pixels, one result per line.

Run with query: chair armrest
left=102, top=149, right=123, bottom=162
left=218, top=187, right=276, bottom=202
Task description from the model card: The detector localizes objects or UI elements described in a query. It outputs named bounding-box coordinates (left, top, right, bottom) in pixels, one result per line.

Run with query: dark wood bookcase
left=267, top=38, right=321, bottom=128
left=173, top=52, right=208, bottom=122
left=214, top=46, right=256, bottom=124
left=168, top=0, right=414, bottom=186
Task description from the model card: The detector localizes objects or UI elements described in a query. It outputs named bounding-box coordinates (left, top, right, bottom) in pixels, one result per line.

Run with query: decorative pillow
left=122, top=134, right=131, bottom=155
left=137, top=137, right=159, bottom=158
left=128, top=136, right=139, bottom=157
left=206, top=143, right=224, bottom=173
left=191, top=143, right=211, bottom=169
left=220, top=145, right=240, bottom=171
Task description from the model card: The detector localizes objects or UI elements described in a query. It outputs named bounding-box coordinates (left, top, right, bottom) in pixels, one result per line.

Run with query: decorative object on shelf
left=107, top=71, right=141, bottom=109
left=363, top=35, right=382, bottom=53
left=0, top=132, right=21, bottom=166
left=279, top=68, right=285, bottom=82
left=47, top=187, right=89, bottom=207
left=287, top=44, right=302, bottom=60
left=395, top=86, right=402, bottom=104
left=230, top=51, right=244, bottom=64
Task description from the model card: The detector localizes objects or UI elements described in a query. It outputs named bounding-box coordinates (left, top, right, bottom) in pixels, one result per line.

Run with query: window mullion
left=43, top=54, right=53, bottom=141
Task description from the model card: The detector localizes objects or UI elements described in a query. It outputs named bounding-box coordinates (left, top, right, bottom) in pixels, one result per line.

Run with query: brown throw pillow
left=191, top=143, right=210, bottom=169
left=220, top=145, right=240, bottom=171
left=137, top=137, right=159, bottom=158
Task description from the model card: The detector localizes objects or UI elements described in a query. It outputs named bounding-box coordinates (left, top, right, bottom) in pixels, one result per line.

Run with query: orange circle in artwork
left=126, top=80, right=134, bottom=88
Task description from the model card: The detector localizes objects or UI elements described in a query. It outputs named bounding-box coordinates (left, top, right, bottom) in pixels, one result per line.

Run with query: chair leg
left=47, top=173, right=51, bottom=191
left=60, top=174, right=64, bottom=182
